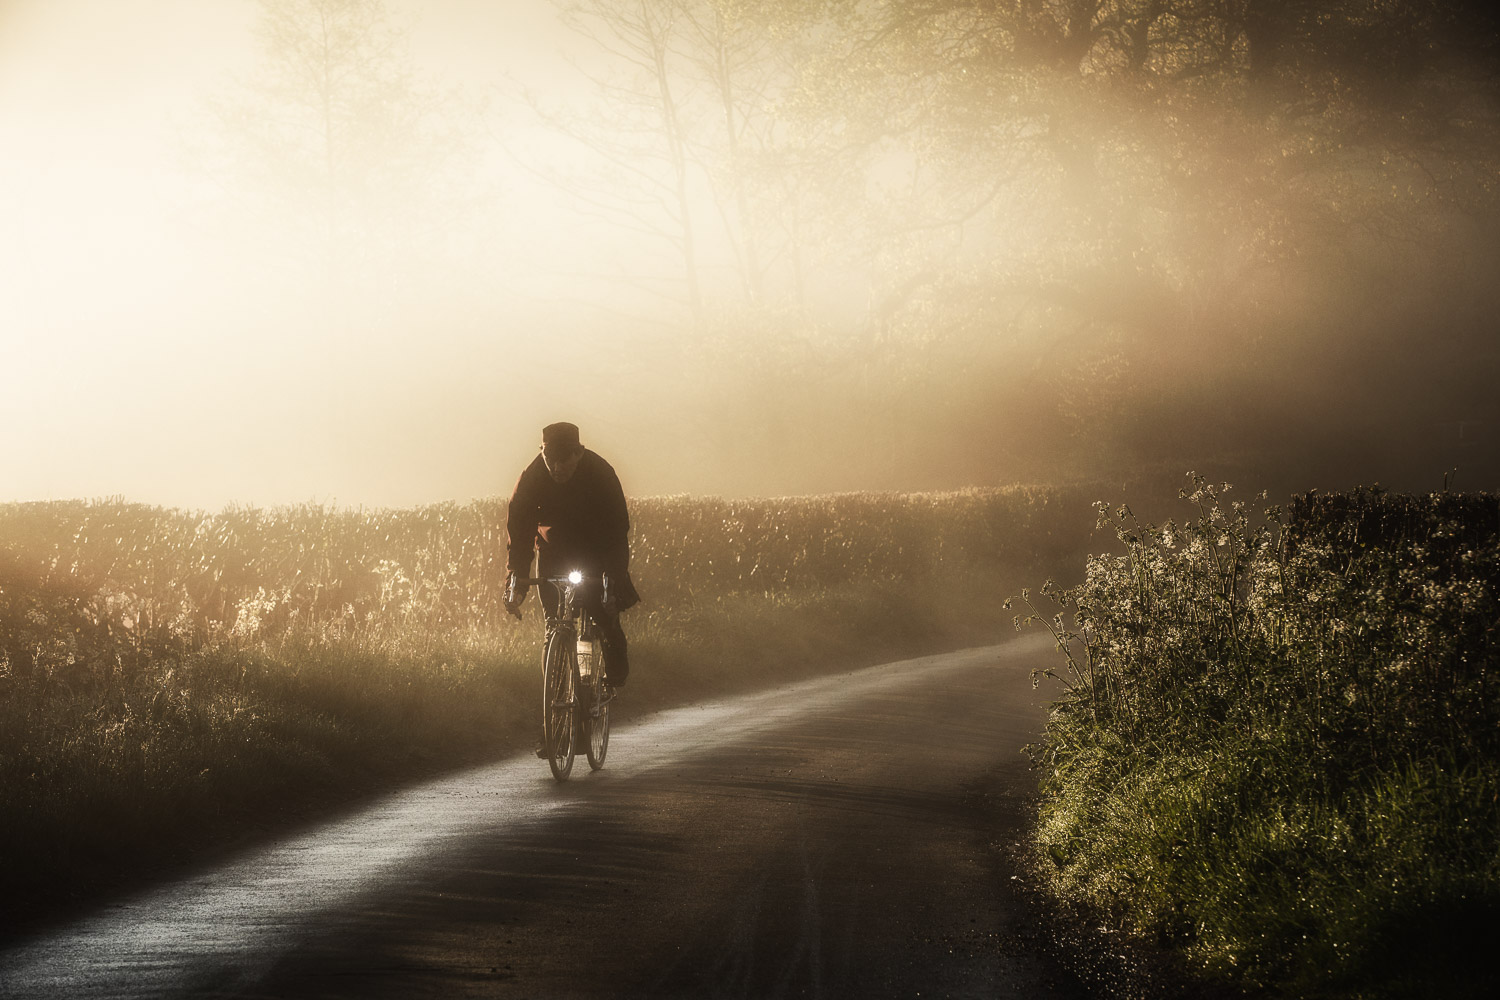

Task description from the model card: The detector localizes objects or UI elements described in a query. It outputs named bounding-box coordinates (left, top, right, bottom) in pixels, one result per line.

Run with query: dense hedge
left=1019, top=479, right=1499, bottom=999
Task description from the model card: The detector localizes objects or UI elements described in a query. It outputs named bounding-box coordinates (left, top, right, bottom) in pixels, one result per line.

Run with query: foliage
left=1015, top=476, right=1500, bottom=997
left=530, top=1, right=1500, bottom=495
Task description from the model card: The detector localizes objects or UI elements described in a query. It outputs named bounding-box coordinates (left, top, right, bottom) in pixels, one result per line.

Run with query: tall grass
left=1016, top=477, right=1500, bottom=998
left=0, top=485, right=1094, bottom=930
left=0, top=488, right=1084, bottom=637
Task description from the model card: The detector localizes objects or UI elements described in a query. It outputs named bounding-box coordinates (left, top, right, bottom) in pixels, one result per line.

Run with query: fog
left=4, top=0, right=1499, bottom=509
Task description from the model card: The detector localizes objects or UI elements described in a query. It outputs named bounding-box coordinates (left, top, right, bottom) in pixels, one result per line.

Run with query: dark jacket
left=506, top=449, right=640, bottom=608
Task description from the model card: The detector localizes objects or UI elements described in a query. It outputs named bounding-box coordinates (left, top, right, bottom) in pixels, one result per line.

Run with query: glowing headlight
left=568, top=570, right=583, bottom=585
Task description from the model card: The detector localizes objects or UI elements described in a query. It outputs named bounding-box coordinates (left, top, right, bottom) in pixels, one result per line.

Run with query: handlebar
left=506, top=571, right=613, bottom=618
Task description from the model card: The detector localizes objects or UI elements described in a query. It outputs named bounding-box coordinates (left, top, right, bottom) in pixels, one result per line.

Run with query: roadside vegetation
left=0, top=486, right=1094, bottom=930
left=1015, top=477, right=1500, bottom=999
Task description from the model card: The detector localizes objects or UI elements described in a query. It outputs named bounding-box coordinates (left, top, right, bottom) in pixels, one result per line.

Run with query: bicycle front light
left=568, top=570, right=583, bottom=585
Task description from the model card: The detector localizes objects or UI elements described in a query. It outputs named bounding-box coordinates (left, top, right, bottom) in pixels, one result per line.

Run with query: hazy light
left=3, top=0, right=1497, bottom=507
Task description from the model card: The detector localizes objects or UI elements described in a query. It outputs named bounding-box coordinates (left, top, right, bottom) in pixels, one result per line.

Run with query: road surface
left=1, top=634, right=1083, bottom=999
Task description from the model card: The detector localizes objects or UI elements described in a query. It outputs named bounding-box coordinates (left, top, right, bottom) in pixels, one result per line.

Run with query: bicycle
left=508, top=570, right=613, bottom=781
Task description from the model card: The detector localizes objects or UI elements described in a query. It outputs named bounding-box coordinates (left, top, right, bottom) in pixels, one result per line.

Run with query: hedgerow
left=1016, top=477, right=1500, bottom=998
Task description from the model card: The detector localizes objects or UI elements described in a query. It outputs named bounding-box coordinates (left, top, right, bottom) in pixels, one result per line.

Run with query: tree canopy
left=527, top=0, right=1500, bottom=489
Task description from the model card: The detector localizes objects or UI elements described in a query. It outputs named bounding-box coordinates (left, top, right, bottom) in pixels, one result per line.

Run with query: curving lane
left=0, top=634, right=1080, bottom=999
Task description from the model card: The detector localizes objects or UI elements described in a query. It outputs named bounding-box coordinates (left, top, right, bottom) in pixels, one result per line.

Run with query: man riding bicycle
left=504, top=422, right=638, bottom=691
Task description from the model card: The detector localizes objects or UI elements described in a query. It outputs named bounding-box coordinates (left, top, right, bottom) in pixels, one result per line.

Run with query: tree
left=510, top=0, right=1500, bottom=488
left=206, top=0, right=481, bottom=307
left=521, top=0, right=853, bottom=330
left=787, top=0, right=1500, bottom=348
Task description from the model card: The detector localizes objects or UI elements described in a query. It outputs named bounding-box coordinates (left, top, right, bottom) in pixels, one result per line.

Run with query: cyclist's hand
left=600, top=571, right=617, bottom=614
left=504, top=572, right=528, bottom=618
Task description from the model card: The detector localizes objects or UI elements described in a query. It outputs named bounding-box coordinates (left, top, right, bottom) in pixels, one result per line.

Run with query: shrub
left=1017, top=477, right=1500, bottom=997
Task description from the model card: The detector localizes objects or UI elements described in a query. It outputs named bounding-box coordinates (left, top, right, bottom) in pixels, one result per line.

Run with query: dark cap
left=541, top=422, right=581, bottom=453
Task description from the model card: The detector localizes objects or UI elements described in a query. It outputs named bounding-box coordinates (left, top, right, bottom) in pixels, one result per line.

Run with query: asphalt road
left=0, top=634, right=1083, bottom=1000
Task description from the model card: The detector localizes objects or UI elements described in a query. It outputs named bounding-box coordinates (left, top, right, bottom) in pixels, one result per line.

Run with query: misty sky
left=4, top=1, right=1498, bottom=510
left=2, top=0, right=666, bottom=509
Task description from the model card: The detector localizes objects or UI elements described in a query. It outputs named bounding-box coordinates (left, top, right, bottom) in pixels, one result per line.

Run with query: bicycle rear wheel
left=584, top=638, right=609, bottom=770
left=543, top=630, right=576, bottom=780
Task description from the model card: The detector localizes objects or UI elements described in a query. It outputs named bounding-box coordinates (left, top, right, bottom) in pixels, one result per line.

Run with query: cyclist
left=504, top=422, right=639, bottom=694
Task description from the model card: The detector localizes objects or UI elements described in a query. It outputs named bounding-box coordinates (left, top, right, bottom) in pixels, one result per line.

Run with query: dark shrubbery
left=1017, top=478, right=1500, bottom=998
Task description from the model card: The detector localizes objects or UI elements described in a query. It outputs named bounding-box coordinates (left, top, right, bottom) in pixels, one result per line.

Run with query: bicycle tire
left=543, top=629, right=576, bottom=781
left=584, top=637, right=609, bottom=770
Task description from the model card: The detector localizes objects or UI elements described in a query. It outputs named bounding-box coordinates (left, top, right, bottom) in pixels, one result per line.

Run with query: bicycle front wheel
left=584, top=638, right=609, bottom=770
left=543, top=630, right=576, bottom=781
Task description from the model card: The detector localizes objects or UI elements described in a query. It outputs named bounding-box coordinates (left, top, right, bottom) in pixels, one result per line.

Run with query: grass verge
left=0, top=561, right=1039, bottom=937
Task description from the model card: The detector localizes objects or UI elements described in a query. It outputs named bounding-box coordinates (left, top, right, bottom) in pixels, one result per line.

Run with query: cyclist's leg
left=596, top=609, right=628, bottom=687
left=535, top=577, right=562, bottom=755
left=575, top=583, right=628, bottom=687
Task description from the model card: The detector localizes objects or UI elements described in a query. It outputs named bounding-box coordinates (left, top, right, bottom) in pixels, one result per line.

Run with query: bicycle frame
left=513, top=572, right=612, bottom=779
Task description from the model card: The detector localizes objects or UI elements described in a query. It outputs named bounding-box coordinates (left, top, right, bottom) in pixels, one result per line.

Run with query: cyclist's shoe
left=533, top=738, right=548, bottom=759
